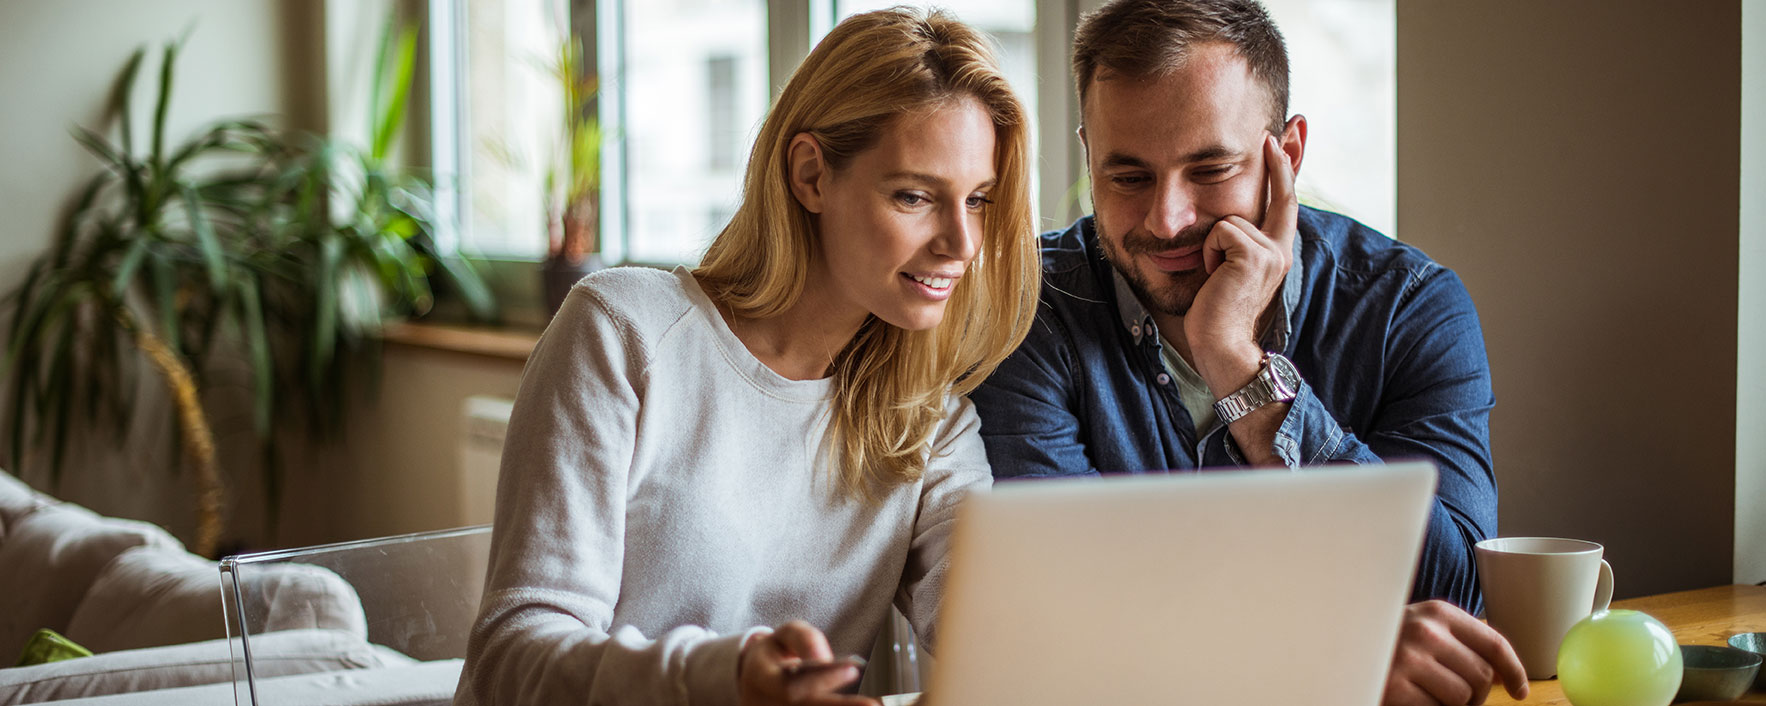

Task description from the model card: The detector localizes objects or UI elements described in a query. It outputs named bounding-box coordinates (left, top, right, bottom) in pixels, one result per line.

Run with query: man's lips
left=1144, top=246, right=1204, bottom=273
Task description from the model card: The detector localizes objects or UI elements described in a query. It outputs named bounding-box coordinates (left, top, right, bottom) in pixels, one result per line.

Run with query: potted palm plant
left=3, top=23, right=493, bottom=557
left=540, top=35, right=603, bottom=314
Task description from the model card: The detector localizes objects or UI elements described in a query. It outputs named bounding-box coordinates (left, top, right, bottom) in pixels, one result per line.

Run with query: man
left=968, top=1, right=1527, bottom=704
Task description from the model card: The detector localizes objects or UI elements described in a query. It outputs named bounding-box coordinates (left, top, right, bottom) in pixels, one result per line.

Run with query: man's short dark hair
left=1072, top=0, right=1290, bottom=134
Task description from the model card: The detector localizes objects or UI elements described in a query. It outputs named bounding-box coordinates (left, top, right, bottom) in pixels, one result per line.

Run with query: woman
left=456, top=8, right=1038, bottom=706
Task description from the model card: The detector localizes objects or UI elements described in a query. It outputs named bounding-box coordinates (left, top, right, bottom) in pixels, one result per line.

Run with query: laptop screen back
left=928, top=463, right=1437, bottom=705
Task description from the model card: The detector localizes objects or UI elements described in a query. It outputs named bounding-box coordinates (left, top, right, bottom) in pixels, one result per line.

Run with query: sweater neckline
left=673, top=267, right=833, bottom=403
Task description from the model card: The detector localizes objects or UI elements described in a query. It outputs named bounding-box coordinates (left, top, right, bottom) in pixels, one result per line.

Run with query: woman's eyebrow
left=880, top=172, right=997, bottom=190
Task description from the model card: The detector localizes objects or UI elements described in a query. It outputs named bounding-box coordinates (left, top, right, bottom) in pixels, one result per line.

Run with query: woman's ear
left=787, top=133, right=828, bottom=214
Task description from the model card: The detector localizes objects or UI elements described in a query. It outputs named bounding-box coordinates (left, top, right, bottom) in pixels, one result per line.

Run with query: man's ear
left=1280, top=114, right=1308, bottom=180
left=787, top=133, right=828, bottom=214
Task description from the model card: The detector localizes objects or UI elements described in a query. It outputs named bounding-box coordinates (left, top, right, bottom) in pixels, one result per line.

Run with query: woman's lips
left=1146, top=247, right=1204, bottom=273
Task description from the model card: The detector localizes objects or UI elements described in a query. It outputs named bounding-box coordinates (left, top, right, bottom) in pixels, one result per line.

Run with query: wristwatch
left=1212, top=352, right=1302, bottom=424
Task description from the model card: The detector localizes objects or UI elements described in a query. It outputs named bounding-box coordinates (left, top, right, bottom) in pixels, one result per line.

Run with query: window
left=1264, top=0, right=1395, bottom=237
left=431, top=0, right=566, bottom=259
left=607, top=0, right=769, bottom=265
left=431, top=0, right=1396, bottom=275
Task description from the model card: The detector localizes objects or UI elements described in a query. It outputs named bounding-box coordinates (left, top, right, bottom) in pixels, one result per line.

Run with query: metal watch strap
left=1212, top=352, right=1299, bottom=424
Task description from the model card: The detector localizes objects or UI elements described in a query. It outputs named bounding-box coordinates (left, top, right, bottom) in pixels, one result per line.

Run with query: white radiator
left=458, top=395, right=514, bottom=526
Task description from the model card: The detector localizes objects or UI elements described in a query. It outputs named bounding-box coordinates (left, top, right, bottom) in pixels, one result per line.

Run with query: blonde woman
left=456, top=9, right=1039, bottom=706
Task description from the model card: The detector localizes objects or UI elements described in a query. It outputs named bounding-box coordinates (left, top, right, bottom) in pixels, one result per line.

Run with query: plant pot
left=542, top=252, right=604, bottom=317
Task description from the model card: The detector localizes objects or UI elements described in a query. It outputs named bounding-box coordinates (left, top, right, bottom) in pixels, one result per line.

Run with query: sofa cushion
left=65, top=547, right=369, bottom=653
left=30, top=659, right=461, bottom=706
left=247, top=560, right=371, bottom=638
left=0, top=471, right=51, bottom=533
left=0, top=505, right=181, bottom=659
left=62, top=547, right=226, bottom=653
left=0, top=629, right=416, bottom=705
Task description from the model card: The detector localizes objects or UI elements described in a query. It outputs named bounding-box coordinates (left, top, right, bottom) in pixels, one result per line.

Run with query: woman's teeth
left=909, top=274, right=953, bottom=289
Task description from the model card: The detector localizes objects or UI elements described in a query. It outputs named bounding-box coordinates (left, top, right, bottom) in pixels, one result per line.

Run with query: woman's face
left=799, top=97, right=998, bottom=332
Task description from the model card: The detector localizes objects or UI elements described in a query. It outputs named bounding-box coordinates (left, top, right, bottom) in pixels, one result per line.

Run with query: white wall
left=0, top=0, right=323, bottom=548
left=1398, top=1, right=1741, bottom=598
left=1738, top=0, right=1765, bottom=586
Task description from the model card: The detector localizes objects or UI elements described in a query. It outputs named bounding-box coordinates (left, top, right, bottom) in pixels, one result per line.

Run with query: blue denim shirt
left=969, top=207, right=1498, bottom=611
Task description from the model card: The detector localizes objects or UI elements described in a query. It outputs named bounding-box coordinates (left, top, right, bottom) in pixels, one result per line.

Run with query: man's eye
left=1109, top=174, right=1150, bottom=187
left=1193, top=166, right=1234, bottom=183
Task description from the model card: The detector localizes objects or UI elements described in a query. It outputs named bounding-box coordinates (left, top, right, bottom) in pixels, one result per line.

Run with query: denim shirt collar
left=1106, top=221, right=1304, bottom=353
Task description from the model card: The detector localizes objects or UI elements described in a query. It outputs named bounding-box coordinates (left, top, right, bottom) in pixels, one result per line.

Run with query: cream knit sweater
left=455, top=267, right=990, bottom=706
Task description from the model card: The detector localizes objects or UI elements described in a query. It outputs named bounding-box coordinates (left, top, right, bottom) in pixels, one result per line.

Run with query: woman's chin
left=876, top=305, right=948, bottom=332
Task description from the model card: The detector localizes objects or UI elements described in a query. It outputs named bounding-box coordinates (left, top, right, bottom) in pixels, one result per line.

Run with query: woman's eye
left=895, top=192, right=928, bottom=207
left=966, top=195, right=994, bottom=210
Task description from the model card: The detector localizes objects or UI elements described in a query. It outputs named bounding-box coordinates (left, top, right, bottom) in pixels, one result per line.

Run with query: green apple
left=1557, top=609, right=1682, bottom=706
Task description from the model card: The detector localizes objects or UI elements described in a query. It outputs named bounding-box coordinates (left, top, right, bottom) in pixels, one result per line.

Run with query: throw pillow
left=0, top=505, right=180, bottom=659
left=65, top=547, right=370, bottom=653
left=13, top=630, right=91, bottom=667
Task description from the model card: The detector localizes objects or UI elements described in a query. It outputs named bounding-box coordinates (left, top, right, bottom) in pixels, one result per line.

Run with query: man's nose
left=1144, top=179, right=1197, bottom=240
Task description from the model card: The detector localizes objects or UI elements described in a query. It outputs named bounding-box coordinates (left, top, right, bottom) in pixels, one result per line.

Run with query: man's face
left=1081, top=42, right=1281, bottom=317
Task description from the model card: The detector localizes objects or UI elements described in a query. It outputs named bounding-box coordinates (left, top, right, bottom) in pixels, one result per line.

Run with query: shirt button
left=1130, top=324, right=1142, bottom=337
left=1156, top=373, right=1171, bottom=385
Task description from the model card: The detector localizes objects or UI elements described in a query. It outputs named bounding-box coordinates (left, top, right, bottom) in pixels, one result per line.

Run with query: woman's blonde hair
left=694, top=7, right=1040, bottom=501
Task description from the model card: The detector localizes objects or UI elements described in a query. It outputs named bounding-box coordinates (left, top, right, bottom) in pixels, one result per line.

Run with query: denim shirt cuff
left=1215, top=382, right=1343, bottom=468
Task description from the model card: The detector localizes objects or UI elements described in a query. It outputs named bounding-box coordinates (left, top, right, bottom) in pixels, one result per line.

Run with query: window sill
left=380, top=321, right=540, bottom=362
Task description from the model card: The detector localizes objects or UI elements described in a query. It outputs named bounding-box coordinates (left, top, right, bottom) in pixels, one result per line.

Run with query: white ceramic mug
left=1474, top=537, right=1615, bottom=680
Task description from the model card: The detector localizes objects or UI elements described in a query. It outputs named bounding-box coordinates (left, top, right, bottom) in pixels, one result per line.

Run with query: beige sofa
left=0, top=470, right=433, bottom=705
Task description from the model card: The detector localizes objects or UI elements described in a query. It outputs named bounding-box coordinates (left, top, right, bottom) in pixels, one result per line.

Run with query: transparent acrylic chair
left=218, top=525, right=492, bottom=706
left=219, top=523, right=926, bottom=704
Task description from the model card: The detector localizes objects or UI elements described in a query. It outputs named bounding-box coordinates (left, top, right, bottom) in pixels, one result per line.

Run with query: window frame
left=425, top=0, right=1089, bottom=320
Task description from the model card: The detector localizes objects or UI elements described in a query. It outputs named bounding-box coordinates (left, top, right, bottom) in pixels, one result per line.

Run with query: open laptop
left=922, top=462, right=1437, bottom=705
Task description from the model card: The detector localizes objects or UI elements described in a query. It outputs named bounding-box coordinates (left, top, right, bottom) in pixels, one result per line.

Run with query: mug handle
left=1592, top=559, right=1615, bottom=612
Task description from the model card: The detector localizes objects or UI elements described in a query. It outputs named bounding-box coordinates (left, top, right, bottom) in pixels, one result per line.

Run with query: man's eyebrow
left=1099, top=153, right=1151, bottom=170
left=1100, top=145, right=1247, bottom=169
left=1179, top=145, right=1246, bottom=163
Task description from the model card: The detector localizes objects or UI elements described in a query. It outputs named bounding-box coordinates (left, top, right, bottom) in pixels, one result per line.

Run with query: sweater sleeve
left=894, top=396, right=994, bottom=654
left=458, top=286, right=758, bottom=706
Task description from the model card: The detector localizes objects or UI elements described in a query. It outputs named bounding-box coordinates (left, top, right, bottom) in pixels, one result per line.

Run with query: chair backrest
left=220, top=525, right=492, bottom=706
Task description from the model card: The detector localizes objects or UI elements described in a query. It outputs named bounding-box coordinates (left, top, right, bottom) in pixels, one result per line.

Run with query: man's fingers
left=1444, top=611, right=1530, bottom=700
left=1382, top=677, right=1437, bottom=706
left=773, top=620, right=836, bottom=663
left=1202, top=217, right=1256, bottom=274
left=1259, top=133, right=1299, bottom=252
left=1404, top=656, right=1476, bottom=706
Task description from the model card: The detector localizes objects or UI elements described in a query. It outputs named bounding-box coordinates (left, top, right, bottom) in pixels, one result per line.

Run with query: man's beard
left=1096, top=219, right=1214, bottom=317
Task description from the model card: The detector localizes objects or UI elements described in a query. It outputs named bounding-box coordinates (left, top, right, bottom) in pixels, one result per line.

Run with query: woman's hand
left=738, top=620, right=879, bottom=706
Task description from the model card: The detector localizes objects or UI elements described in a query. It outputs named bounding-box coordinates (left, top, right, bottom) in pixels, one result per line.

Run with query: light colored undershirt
left=1159, top=334, right=1222, bottom=437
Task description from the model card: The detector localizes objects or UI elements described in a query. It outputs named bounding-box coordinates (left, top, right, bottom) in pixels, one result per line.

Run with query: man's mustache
left=1117, top=221, right=1215, bottom=255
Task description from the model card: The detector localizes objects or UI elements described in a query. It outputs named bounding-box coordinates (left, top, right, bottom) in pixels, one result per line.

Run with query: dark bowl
left=1727, top=633, right=1766, bottom=690
left=1675, top=645, right=1762, bottom=702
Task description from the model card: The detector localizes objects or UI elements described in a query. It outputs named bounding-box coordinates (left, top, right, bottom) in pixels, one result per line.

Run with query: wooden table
left=1485, top=584, right=1766, bottom=705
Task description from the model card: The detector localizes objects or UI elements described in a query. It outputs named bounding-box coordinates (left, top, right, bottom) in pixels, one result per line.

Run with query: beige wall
left=1398, top=1, right=1741, bottom=598
left=285, top=345, right=523, bottom=546
left=1739, top=0, right=1765, bottom=586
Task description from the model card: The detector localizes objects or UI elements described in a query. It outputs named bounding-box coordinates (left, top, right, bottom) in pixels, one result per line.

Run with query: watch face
left=1267, top=353, right=1302, bottom=397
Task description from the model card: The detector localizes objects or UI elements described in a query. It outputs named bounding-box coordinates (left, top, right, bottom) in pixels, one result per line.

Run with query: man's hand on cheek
left=1185, top=133, right=1298, bottom=397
